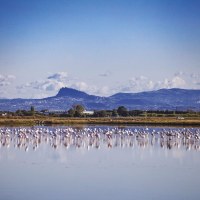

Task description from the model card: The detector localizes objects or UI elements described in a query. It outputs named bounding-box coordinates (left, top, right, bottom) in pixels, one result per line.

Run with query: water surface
left=0, top=125, right=200, bottom=200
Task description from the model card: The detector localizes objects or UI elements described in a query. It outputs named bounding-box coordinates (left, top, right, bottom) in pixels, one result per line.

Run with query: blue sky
left=0, top=0, right=200, bottom=98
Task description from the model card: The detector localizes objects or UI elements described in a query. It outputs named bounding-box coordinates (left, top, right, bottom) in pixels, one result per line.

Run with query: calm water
left=0, top=125, right=200, bottom=200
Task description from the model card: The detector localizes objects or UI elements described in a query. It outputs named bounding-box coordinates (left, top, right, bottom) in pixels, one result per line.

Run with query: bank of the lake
left=0, top=116, right=200, bottom=126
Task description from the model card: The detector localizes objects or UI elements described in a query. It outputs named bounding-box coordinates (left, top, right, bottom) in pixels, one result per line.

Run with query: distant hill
left=56, top=87, right=89, bottom=98
left=0, top=87, right=199, bottom=111
left=109, top=88, right=200, bottom=111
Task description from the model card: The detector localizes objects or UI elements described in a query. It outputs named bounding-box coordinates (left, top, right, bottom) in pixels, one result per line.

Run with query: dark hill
left=56, top=87, right=89, bottom=98
left=0, top=88, right=199, bottom=111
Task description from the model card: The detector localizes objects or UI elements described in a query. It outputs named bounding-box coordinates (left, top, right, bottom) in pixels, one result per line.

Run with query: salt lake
left=0, top=125, right=200, bottom=200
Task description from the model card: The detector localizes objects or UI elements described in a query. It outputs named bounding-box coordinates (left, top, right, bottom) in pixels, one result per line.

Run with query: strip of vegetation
left=0, top=105, right=199, bottom=126
left=0, top=116, right=199, bottom=126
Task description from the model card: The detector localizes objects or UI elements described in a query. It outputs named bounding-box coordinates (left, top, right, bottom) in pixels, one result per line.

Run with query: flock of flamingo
left=0, top=126, right=200, bottom=151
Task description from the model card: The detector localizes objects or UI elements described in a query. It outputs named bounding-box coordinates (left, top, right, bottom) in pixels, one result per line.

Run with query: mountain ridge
left=0, top=87, right=199, bottom=111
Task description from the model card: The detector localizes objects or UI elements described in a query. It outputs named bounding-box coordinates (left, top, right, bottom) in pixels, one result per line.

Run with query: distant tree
left=16, top=110, right=23, bottom=116
left=68, top=108, right=75, bottom=117
left=69, top=104, right=85, bottom=117
left=40, top=109, right=48, bottom=113
left=93, top=110, right=108, bottom=117
left=74, top=104, right=85, bottom=114
left=30, top=106, right=34, bottom=111
left=117, top=106, right=128, bottom=117
left=99, top=110, right=107, bottom=117
left=93, top=110, right=100, bottom=117
left=30, top=106, right=35, bottom=116
left=112, top=109, right=118, bottom=117
left=74, top=110, right=81, bottom=117
left=129, top=110, right=143, bottom=116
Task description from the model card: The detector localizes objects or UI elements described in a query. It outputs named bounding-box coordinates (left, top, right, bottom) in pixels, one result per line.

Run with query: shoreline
left=0, top=116, right=200, bottom=127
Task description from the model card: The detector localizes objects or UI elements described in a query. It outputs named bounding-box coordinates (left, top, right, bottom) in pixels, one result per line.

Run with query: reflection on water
left=0, top=126, right=200, bottom=151
left=1, top=126, right=200, bottom=200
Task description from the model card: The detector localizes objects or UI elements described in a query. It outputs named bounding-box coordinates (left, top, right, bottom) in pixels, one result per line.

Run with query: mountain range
left=0, top=87, right=199, bottom=111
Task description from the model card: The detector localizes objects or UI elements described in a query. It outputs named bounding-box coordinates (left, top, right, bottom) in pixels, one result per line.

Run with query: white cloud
left=71, top=81, right=110, bottom=96
left=96, top=86, right=111, bottom=96
left=190, top=73, right=200, bottom=86
left=3, top=70, right=200, bottom=99
left=174, top=71, right=185, bottom=77
left=17, top=71, right=113, bottom=98
left=170, top=76, right=186, bottom=88
left=16, top=72, right=98, bottom=98
left=155, top=76, right=186, bottom=90
left=155, top=76, right=186, bottom=89
left=118, top=76, right=153, bottom=92
left=17, top=72, right=70, bottom=93
left=117, top=74, right=190, bottom=93
left=18, top=79, right=66, bottom=92
left=0, top=74, right=16, bottom=87
left=190, top=73, right=199, bottom=79
left=47, top=72, right=68, bottom=81
left=71, top=81, right=89, bottom=91
left=42, top=80, right=66, bottom=91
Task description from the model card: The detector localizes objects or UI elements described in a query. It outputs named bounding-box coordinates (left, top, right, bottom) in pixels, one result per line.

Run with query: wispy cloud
left=2, top=70, right=200, bottom=99
left=71, top=81, right=100, bottom=94
left=99, top=71, right=111, bottom=77
left=190, top=72, right=200, bottom=86
left=0, top=74, right=16, bottom=98
left=174, top=71, right=185, bottom=77
left=116, top=72, right=197, bottom=93
left=118, top=76, right=154, bottom=92
left=18, top=80, right=66, bottom=91
left=16, top=71, right=111, bottom=98
left=0, top=74, right=15, bottom=87
left=47, top=72, right=68, bottom=81
left=16, top=72, right=69, bottom=98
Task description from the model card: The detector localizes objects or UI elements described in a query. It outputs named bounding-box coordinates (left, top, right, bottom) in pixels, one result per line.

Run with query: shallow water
left=0, top=125, right=200, bottom=200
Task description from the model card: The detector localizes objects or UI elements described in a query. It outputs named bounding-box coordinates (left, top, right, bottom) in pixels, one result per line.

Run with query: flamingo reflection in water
left=0, top=127, right=200, bottom=151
